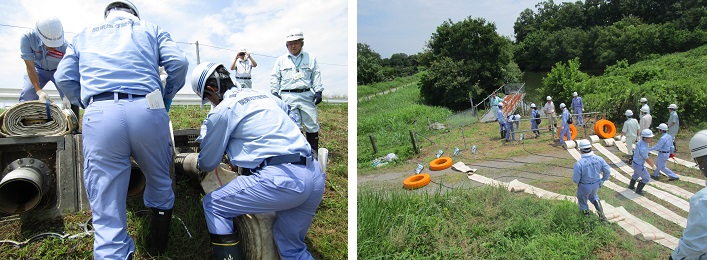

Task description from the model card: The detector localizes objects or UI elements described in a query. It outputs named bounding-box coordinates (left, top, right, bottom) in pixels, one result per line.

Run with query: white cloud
left=0, top=0, right=348, bottom=100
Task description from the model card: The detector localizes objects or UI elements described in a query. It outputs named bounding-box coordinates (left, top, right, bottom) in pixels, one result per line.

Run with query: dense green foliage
left=542, top=45, right=707, bottom=127
left=357, top=82, right=452, bottom=166
left=357, top=43, right=420, bottom=86
left=514, top=0, right=707, bottom=71
left=419, top=17, right=521, bottom=111
left=358, top=186, right=666, bottom=259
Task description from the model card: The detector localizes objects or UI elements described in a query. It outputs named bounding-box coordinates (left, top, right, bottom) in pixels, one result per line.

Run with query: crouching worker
left=670, top=130, right=707, bottom=259
left=191, top=62, right=325, bottom=260
left=629, top=129, right=656, bottom=195
left=572, top=140, right=611, bottom=221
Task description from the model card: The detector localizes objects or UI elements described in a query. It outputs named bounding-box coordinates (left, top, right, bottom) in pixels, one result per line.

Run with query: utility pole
left=195, top=41, right=200, bottom=64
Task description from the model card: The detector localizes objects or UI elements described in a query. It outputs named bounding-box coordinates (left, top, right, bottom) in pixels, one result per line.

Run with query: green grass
left=357, top=72, right=424, bottom=99
left=0, top=103, right=348, bottom=259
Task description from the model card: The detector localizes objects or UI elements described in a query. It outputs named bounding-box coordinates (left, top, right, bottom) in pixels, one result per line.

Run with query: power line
left=1, top=23, right=346, bottom=67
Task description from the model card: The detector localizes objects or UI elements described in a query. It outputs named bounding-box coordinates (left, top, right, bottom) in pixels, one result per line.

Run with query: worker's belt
left=91, top=92, right=145, bottom=103
left=257, top=154, right=307, bottom=168
left=632, top=161, right=643, bottom=166
left=281, top=88, right=311, bottom=93
left=235, top=77, right=251, bottom=79
left=659, top=151, right=671, bottom=153
left=579, top=180, right=600, bottom=185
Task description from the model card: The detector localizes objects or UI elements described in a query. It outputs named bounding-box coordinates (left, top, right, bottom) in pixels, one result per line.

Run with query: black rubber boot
left=148, top=208, right=172, bottom=255
left=591, top=200, right=607, bottom=221
left=306, top=132, right=319, bottom=152
left=635, top=182, right=646, bottom=195
left=210, top=233, right=242, bottom=260
left=628, top=179, right=636, bottom=190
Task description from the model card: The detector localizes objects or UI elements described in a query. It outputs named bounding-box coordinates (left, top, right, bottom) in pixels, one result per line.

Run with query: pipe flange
left=2, top=158, right=53, bottom=191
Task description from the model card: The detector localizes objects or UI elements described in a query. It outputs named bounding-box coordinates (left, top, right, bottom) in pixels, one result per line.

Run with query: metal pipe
left=0, top=158, right=52, bottom=214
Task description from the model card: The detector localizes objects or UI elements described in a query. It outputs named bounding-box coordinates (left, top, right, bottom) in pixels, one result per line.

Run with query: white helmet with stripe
left=191, top=62, right=230, bottom=104
left=105, top=0, right=140, bottom=19
left=35, top=16, right=64, bottom=48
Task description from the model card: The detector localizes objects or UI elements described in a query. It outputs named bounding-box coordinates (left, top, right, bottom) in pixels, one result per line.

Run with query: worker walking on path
left=639, top=106, right=652, bottom=133
left=628, top=129, right=657, bottom=195
left=191, top=62, right=325, bottom=260
left=572, top=139, right=611, bottom=220
left=559, top=103, right=572, bottom=145
left=670, top=130, right=707, bottom=259
left=620, top=109, right=640, bottom=164
left=55, top=1, right=189, bottom=258
left=543, top=96, right=557, bottom=131
left=497, top=103, right=507, bottom=140
left=490, top=91, right=502, bottom=121
left=667, top=104, right=679, bottom=152
left=20, top=16, right=79, bottom=117
left=650, top=123, right=679, bottom=181
left=229, top=48, right=257, bottom=88
left=270, top=29, right=324, bottom=154
left=531, top=103, right=541, bottom=138
left=571, top=91, right=584, bottom=126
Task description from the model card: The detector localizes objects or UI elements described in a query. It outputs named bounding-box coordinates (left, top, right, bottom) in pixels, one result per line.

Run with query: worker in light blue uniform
left=530, top=103, right=540, bottom=137
left=270, top=29, right=324, bottom=154
left=54, top=1, right=189, bottom=259
left=489, top=91, right=502, bottom=121
left=667, top=104, right=680, bottom=152
left=671, top=130, right=707, bottom=260
left=572, top=139, right=611, bottom=220
left=192, top=62, right=325, bottom=260
left=506, top=114, right=517, bottom=142
left=649, top=123, right=679, bottom=181
left=571, top=91, right=584, bottom=126
left=497, top=103, right=507, bottom=140
left=628, top=129, right=656, bottom=196
left=559, top=103, right=572, bottom=145
left=20, top=16, right=80, bottom=117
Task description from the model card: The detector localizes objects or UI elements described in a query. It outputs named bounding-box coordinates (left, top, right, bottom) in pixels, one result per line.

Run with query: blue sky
left=358, top=0, right=572, bottom=58
left=0, top=0, right=349, bottom=97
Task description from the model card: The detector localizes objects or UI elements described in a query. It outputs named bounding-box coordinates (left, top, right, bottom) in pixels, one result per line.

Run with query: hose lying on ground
left=0, top=101, right=78, bottom=137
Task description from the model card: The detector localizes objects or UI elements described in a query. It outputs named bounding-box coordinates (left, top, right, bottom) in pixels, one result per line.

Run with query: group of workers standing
left=21, top=1, right=325, bottom=259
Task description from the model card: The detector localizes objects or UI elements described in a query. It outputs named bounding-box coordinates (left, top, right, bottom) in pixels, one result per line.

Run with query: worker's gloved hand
left=272, top=92, right=281, bottom=99
left=163, top=98, right=172, bottom=112
left=669, top=153, right=675, bottom=159
left=61, top=97, right=71, bottom=109
left=313, top=91, right=322, bottom=105
left=600, top=180, right=604, bottom=187
left=37, top=90, right=50, bottom=103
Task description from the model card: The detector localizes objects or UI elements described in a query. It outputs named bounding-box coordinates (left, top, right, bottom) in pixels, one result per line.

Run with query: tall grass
left=357, top=72, right=424, bottom=98
left=358, top=186, right=667, bottom=259
left=0, top=103, right=348, bottom=259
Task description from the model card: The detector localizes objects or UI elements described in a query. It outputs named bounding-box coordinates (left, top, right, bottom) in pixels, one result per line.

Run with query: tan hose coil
left=0, top=101, right=78, bottom=137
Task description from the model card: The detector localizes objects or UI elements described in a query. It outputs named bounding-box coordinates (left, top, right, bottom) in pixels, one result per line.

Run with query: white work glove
left=62, top=97, right=71, bottom=109
left=37, top=90, right=50, bottom=103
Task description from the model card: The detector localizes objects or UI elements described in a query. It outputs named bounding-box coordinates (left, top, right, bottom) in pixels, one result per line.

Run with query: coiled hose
left=0, top=101, right=78, bottom=137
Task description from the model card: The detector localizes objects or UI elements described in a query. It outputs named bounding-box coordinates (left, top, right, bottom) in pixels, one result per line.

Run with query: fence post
left=369, top=135, right=378, bottom=154
left=409, top=130, right=419, bottom=154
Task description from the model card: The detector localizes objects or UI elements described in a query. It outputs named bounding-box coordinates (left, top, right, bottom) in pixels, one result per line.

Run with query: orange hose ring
left=403, top=173, right=431, bottom=189
left=595, top=120, right=617, bottom=139
left=429, top=156, right=453, bottom=171
left=557, top=124, right=578, bottom=141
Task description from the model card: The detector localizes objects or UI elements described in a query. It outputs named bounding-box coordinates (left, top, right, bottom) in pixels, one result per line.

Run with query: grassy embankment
left=357, top=58, right=704, bottom=258
left=0, top=103, right=348, bottom=259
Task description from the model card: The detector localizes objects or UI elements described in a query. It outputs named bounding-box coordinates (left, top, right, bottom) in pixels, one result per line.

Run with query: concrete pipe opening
left=0, top=158, right=52, bottom=214
left=127, top=161, right=146, bottom=197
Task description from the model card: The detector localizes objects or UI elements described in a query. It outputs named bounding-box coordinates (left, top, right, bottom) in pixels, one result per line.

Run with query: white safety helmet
left=105, top=0, right=139, bottom=19
left=689, top=130, right=707, bottom=178
left=559, top=103, right=566, bottom=108
left=35, top=16, right=64, bottom=48
left=640, top=106, right=649, bottom=113
left=530, top=103, right=536, bottom=108
left=625, top=110, right=633, bottom=117
left=191, top=62, right=231, bottom=104
left=641, top=129, right=654, bottom=138
left=578, top=139, right=592, bottom=151
left=668, top=104, right=678, bottom=110
left=498, top=102, right=503, bottom=107
left=546, top=96, right=552, bottom=101
left=640, top=97, right=648, bottom=103
left=286, top=29, right=304, bottom=42
left=657, top=123, right=669, bottom=131
left=573, top=92, right=578, bottom=97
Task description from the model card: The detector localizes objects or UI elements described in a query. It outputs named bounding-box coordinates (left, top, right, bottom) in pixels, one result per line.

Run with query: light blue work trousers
left=203, top=157, right=325, bottom=260
left=654, top=152, right=679, bottom=179
left=282, top=91, right=319, bottom=133
left=631, top=162, right=651, bottom=184
left=19, top=67, right=66, bottom=101
left=574, top=107, right=584, bottom=126
left=560, top=124, right=572, bottom=144
left=83, top=95, right=175, bottom=260
left=576, top=182, right=600, bottom=211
